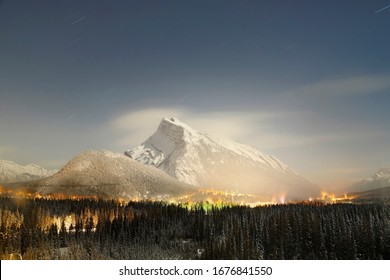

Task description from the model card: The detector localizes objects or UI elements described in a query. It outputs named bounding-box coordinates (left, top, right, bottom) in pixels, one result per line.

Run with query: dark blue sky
left=1, top=0, right=390, bottom=187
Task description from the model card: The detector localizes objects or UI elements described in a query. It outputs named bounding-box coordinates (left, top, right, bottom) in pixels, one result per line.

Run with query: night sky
left=1, top=0, right=390, bottom=188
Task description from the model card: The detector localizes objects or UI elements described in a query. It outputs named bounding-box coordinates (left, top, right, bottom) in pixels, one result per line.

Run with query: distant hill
left=32, top=150, right=195, bottom=200
left=348, top=186, right=390, bottom=202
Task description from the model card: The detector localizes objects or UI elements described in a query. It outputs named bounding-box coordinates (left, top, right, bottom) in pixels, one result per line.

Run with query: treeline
left=0, top=197, right=390, bottom=260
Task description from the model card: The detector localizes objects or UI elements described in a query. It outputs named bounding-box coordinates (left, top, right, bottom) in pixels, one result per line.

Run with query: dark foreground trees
left=0, top=197, right=389, bottom=260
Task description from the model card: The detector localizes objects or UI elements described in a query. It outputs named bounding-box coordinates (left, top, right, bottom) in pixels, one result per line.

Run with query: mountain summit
left=125, top=117, right=319, bottom=201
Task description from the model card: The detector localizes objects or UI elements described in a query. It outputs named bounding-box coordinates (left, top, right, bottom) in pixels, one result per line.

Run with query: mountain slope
left=35, top=150, right=195, bottom=200
left=0, top=159, right=56, bottom=183
left=347, top=168, right=390, bottom=193
left=348, top=186, right=390, bottom=202
left=125, top=117, right=319, bottom=201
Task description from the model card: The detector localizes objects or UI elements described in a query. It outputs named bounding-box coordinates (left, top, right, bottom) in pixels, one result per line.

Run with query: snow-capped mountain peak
left=159, top=117, right=198, bottom=139
left=348, top=167, right=390, bottom=192
left=0, top=159, right=56, bottom=183
left=125, top=117, right=318, bottom=200
left=127, top=117, right=294, bottom=174
left=365, top=168, right=390, bottom=182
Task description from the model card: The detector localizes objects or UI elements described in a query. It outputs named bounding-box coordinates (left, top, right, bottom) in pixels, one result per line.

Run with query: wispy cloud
left=109, top=106, right=385, bottom=151
left=295, top=73, right=390, bottom=98
left=257, top=125, right=388, bottom=150
left=110, top=107, right=302, bottom=147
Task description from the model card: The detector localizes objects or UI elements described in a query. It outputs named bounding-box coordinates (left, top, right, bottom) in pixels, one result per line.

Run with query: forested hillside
left=1, top=197, right=389, bottom=260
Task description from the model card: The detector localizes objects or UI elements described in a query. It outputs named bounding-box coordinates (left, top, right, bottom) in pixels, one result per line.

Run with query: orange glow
left=278, top=193, right=286, bottom=204
left=0, top=187, right=101, bottom=201
left=0, top=185, right=357, bottom=207
left=170, top=189, right=284, bottom=207
left=318, top=190, right=355, bottom=203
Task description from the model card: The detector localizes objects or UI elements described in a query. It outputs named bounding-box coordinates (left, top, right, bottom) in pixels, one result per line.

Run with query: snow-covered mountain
left=0, top=159, right=56, bottom=183
left=35, top=150, right=194, bottom=200
left=348, top=168, right=390, bottom=193
left=125, top=117, right=319, bottom=201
